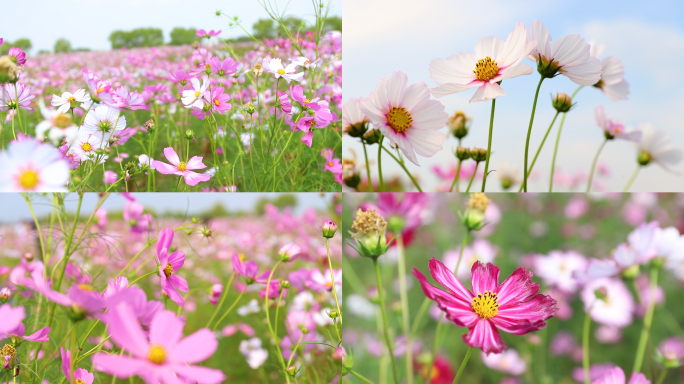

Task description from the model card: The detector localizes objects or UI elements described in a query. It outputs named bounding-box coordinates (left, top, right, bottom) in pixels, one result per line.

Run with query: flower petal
left=462, top=319, right=507, bottom=355
left=471, top=261, right=500, bottom=294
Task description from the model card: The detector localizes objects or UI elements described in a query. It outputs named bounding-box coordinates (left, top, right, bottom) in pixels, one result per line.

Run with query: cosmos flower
left=262, top=58, right=303, bottom=83
left=152, top=147, right=212, bottom=186
left=208, top=57, right=240, bottom=77
left=589, top=41, right=630, bottom=101
left=167, top=69, right=193, bottom=88
left=0, top=322, right=50, bottom=343
left=429, top=22, right=536, bottom=102
left=342, top=97, right=370, bottom=137
left=634, top=123, right=683, bottom=170
left=0, top=305, right=24, bottom=333
left=82, top=104, right=127, bottom=137
left=590, top=366, right=650, bottom=384
left=51, top=89, right=90, bottom=114
left=239, top=337, right=269, bottom=369
left=123, top=200, right=152, bottom=233
left=0, top=82, right=35, bottom=111
left=480, top=348, right=527, bottom=376
left=196, top=29, right=221, bottom=38
left=69, top=130, right=107, bottom=163
left=580, top=277, right=635, bottom=327
left=291, top=56, right=320, bottom=70
left=594, top=106, right=640, bottom=141
left=8, top=47, right=26, bottom=65
left=359, top=72, right=447, bottom=166
left=108, top=86, right=148, bottom=111
left=414, top=259, right=557, bottom=354
left=156, top=227, right=189, bottom=307
left=526, top=20, right=602, bottom=85
left=232, top=254, right=270, bottom=284
left=530, top=250, right=587, bottom=294
left=305, top=268, right=342, bottom=293
left=35, top=100, right=78, bottom=145
left=0, top=138, right=70, bottom=192
left=323, top=150, right=342, bottom=174
left=181, top=77, right=210, bottom=109
left=92, top=303, right=225, bottom=384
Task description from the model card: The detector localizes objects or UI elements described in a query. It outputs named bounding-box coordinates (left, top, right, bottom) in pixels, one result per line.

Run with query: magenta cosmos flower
left=60, top=348, right=94, bottom=384
left=414, top=259, right=557, bottom=354
left=0, top=305, right=24, bottom=333
left=359, top=71, right=447, bottom=166
left=123, top=200, right=152, bottom=233
left=0, top=322, right=50, bottom=343
left=429, top=22, right=536, bottom=102
left=8, top=47, right=26, bottom=65
left=232, top=253, right=270, bottom=284
left=92, top=303, right=225, bottom=384
left=157, top=227, right=188, bottom=307
left=595, top=106, right=640, bottom=141
left=152, top=147, right=212, bottom=186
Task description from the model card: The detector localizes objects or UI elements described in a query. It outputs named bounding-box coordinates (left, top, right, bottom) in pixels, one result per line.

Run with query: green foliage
left=108, top=28, right=164, bottom=49
left=0, top=37, right=32, bottom=55
left=250, top=15, right=341, bottom=39
left=323, top=15, right=342, bottom=32
left=53, top=38, right=72, bottom=53
left=169, top=27, right=199, bottom=46
left=252, top=18, right=277, bottom=38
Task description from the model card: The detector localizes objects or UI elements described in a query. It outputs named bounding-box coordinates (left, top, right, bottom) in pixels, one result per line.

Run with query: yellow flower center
left=214, top=98, right=220, bottom=106
left=163, top=263, right=174, bottom=278
left=81, top=142, right=92, bottom=152
left=420, top=363, right=439, bottom=380
left=0, top=344, right=16, bottom=359
left=473, top=56, right=499, bottom=82
left=471, top=290, right=498, bottom=319
left=304, top=98, right=311, bottom=104
left=386, top=106, right=413, bottom=133
left=54, top=113, right=72, bottom=129
left=97, top=87, right=104, bottom=94
left=75, top=380, right=86, bottom=384
left=148, top=345, right=167, bottom=364
left=277, top=69, right=286, bottom=75
left=194, top=91, right=200, bottom=98
left=177, top=162, right=187, bottom=171
left=18, top=170, right=39, bottom=190
left=67, top=96, right=76, bottom=104
left=327, top=161, right=333, bottom=166
left=78, top=284, right=94, bottom=291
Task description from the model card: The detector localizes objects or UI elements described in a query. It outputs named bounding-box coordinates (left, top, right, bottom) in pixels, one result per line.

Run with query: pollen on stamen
left=277, top=69, right=286, bottom=75
left=148, top=345, right=167, bottom=364
left=386, top=106, right=413, bottom=133
left=163, top=263, right=174, bottom=278
left=177, top=162, right=187, bottom=172
left=473, top=56, right=500, bottom=82
left=471, top=290, right=499, bottom=320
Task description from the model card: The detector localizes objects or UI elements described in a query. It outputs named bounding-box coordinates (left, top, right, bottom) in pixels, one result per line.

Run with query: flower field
left=0, top=192, right=343, bottom=383
left=342, top=193, right=684, bottom=384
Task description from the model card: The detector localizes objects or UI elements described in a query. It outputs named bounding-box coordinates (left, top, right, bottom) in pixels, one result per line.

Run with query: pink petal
left=156, top=227, right=174, bottom=264
left=152, top=161, right=179, bottom=175
left=413, top=267, right=478, bottom=328
left=470, top=261, right=500, bottom=294
left=496, top=267, right=540, bottom=306
left=462, top=319, right=507, bottom=355
left=0, top=305, right=25, bottom=333
left=74, top=368, right=94, bottom=384
left=163, top=147, right=180, bottom=166
left=173, top=364, right=226, bottom=384
left=182, top=171, right=211, bottom=186
left=24, top=326, right=50, bottom=342
left=427, top=258, right=474, bottom=303
left=168, top=250, right=185, bottom=271
left=92, top=353, right=149, bottom=378
left=149, top=309, right=185, bottom=350
left=168, top=329, right=218, bottom=364
left=185, top=156, right=207, bottom=170
left=170, top=274, right=189, bottom=293
left=107, top=303, right=150, bottom=358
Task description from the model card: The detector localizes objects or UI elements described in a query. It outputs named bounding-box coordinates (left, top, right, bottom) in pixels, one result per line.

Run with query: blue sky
left=0, top=193, right=332, bottom=223
left=343, top=0, right=684, bottom=191
left=1, top=0, right=341, bottom=52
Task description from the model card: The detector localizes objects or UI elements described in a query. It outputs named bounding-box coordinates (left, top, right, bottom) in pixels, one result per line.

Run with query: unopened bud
left=245, top=102, right=256, bottom=115
left=455, top=146, right=471, bottom=161
left=280, top=280, right=291, bottom=289
left=0, top=287, right=11, bottom=303
left=321, top=220, right=338, bottom=238
left=470, top=147, right=487, bottom=162
left=637, top=150, right=652, bottom=166
left=363, top=129, right=383, bottom=145
left=328, top=310, right=340, bottom=319
left=144, top=119, right=155, bottom=132
left=24, top=252, right=34, bottom=261
left=185, top=130, right=195, bottom=139
left=286, top=365, right=299, bottom=376
left=552, top=93, right=574, bottom=113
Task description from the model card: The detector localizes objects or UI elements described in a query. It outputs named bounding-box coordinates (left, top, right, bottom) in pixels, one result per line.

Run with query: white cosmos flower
left=262, top=58, right=303, bottom=83
left=69, top=130, right=107, bottom=163
left=138, top=154, right=156, bottom=170
left=35, top=100, right=78, bottom=145
left=635, top=123, right=683, bottom=170
left=0, top=138, right=70, bottom=192
left=430, top=22, right=537, bottom=102
left=181, top=77, right=209, bottom=109
left=581, top=277, right=634, bottom=328
left=527, top=20, right=602, bottom=85
left=82, top=105, right=126, bottom=137
left=238, top=337, right=268, bottom=369
left=589, top=40, right=630, bottom=101
left=291, top=56, right=320, bottom=70
left=51, top=89, right=90, bottom=114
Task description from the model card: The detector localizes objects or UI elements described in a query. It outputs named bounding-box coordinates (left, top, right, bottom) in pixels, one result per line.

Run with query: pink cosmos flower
left=279, top=243, right=302, bottom=262
left=359, top=72, right=447, bottom=166
left=530, top=250, right=587, bottom=294
left=191, top=86, right=232, bottom=120
left=591, top=366, right=650, bottom=384
left=92, top=303, right=225, bottom=384
left=123, top=200, right=152, bottom=233
left=414, top=259, right=557, bottom=354
left=152, top=147, right=212, bottom=186
left=0, top=82, right=35, bottom=111
left=657, top=337, right=684, bottom=367
left=323, top=150, right=342, bottom=174
left=60, top=348, right=94, bottom=384
left=0, top=323, right=50, bottom=343
left=209, top=57, right=240, bottom=77
left=8, top=47, right=26, bottom=65
left=82, top=68, right=114, bottom=104
left=0, top=137, right=70, bottom=192
left=0, top=304, right=24, bottom=333
left=595, top=106, right=641, bottom=141
left=589, top=41, right=630, bottom=101
left=167, top=69, right=192, bottom=88
left=305, top=268, right=342, bottom=293
left=580, top=277, right=634, bottom=328
left=196, top=29, right=221, bottom=38
left=634, top=123, right=683, bottom=171
left=156, top=227, right=189, bottom=307
left=429, top=22, right=536, bottom=102
left=232, top=253, right=270, bottom=284
left=527, top=20, right=602, bottom=85
left=103, top=170, right=118, bottom=184
left=342, top=97, right=370, bottom=133
left=107, top=86, right=148, bottom=111
left=278, top=91, right=292, bottom=114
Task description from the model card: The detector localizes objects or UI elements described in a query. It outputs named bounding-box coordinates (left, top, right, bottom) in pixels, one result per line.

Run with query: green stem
left=396, top=236, right=413, bottom=384
left=373, top=257, right=398, bottom=384
left=70, top=322, right=78, bottom=383
left=481, top=98, right=496, bottom=192
left=205, top=272, right=235, bottom=328
left=381, top=146, right=422, bottom=192
left=465, top=163, right=479, bottom=193
left=633, top=266, right=659, bottom=373
left=362, top=140, right=374, bottom=192
left=212, top=287, right=246, bottom=332
left=263, top=260, right=291, bottom=384
left=523, top=76, right=545, bottom=192
left=586, top=139, right=607, bottom=192
left=126, top=270, right=158, bottom=287
left=655, top=369, right=668, bottom=384
left=549, top=85, right=583, bottom=192
left=623, top=167, right=641, bottom=192
left=326, top=239, right=342, bottom=326
left=450, top=159, right=462, bottom=192
left=452, top=347, right=473, bottom=384
left=518, top=111, right=560, bottom=192
left=583, top=309, right=591, bottom=384
left=377, top=136, right=385, bottom=192
left=350, top=370, right=375, bottom=384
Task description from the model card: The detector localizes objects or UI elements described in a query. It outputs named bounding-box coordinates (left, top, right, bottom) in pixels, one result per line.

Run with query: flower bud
left=185, top=130, right=195, bottom=140
left=349, top=209, right=390, bottom=259
left=328, top=310, right=340, bottom=319
left=655, top=338, right=684, bottom=368
left=286, top=365, right=299, bottom=377
left=363, top=129, right=383, bottom=145
left=202, top=227, right=213, bottom=238
left=144, top=119, right=156, bottom=133
left=0, top=287, right=11, bottom=303
left=191, top=217, right=198, bottom=224
left=24, top=252, right=34, bottom=261
left=279, top=244, right=301, bottom=262
left=0, top=56, right=18, bottom=83
left=621, top=264, right=639, bottom=279
left=470, top=147, right=487, bottom=162
left=280, top=280, right=291, bottom=289
left=461, top=193, right=489, bottom=231
left=386, top=216, right=405, bottom=234
left=447, top=111, right=470, bottom=139
left=594, top=286, right=609, bottom=302
left=321, top=220, right=338, bottom=239
left=344, top=121, right=369, bottom=138
left=552, top=93, right=574, bottom=113
left=245, top=102, right=256, bottom=115
left=343, top=173, right=361, bottom=190
left=455, top=146, right=471, bottom=161
left=637, top=150, right=652, bottom=166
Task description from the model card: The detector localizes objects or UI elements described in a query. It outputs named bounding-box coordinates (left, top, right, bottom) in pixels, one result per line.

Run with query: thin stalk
left=212, top=287, right=246, bottom=332
left=373, top=257, right=398, bottom=384
left=70, top=322, right=78, bottom=383
left=396, top=236, right=413, bottom=384
left=205, top=272, right=236, bottom=328
left=523, top=76, right=545, bottom=192
left=583, top=309, right=592, bottom=384
left=377, top=136, right=385, bottom=191
left=350, top=371, right=375, bottom=384
left=465, top=163, right=479, bottom=193
left=586, top=139, right=607, bottom=192
left=518, top=111, right=560, bottom=192
left=549, top=85, right=583, bottom=192
left=263, top=260, right=291, bottom=384
left=126, top=270, right=158, bottom=287
left=381, top=146, right=422, bottom=192
left=655, top=369, right=667, bottom=384
left=362, top=140, right=374, bottom=192
left=326, top=239, right=342, bottom=325
left=452, top=347, right=473, bottom=384
left=481, top=98, right=496, bottom=192
left=450, top=159, right=462, bottom=193
left=633, top=266, right=659, bottom=373
left=623, top=167, right=641, bottom=192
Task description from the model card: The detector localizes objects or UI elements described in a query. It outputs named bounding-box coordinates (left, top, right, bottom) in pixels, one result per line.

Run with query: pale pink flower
left=580, top=277, right=634, bottom=328
left=430, top=22, right=536, bottom=102
left=589, top=41, right=630, bottom=100
left=590, top=366, right=650, bottom=384
left=594, top=106, right=640, bottom=141
left=480, top=348, right=527, bottom=376
left=359, top=72, right=447, bottom=166
left=0, top=138, right=70, bottom=192
left=262, top=58, right=303, bottom=83
left=152, top=147, right=212, bottom=186
left=0, top=304, right=24, bottom=333
left=635, top=123, right=683, bottom=170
